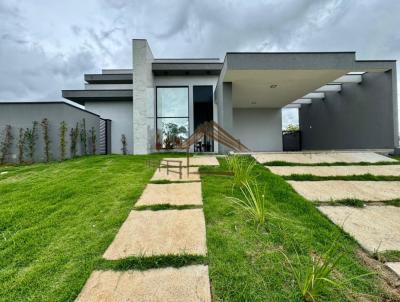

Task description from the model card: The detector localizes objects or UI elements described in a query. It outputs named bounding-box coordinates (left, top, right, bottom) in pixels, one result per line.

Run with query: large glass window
left=156, top=87, right=189, bottom=150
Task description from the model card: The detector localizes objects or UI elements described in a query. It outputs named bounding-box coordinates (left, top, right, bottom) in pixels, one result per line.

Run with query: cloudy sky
left=1, top=0, right=399, bottom=127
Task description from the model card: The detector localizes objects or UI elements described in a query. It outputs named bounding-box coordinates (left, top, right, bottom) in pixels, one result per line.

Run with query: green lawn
left=201, top=158, right=398, bottom=301
left=0, top=154, right=182, bottom=302
left=1, top=154, right=399, bottom=301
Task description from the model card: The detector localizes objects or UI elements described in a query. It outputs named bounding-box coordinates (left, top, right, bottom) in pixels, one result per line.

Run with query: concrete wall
left=85, top=101, right=133, bottom=154
left=132, top=39, right=155, bottom=154
left=299, top=71, right=397, bottom=150
left=0, top=102, right=100, bottom=163
left=233, top=108, right=282, bottom=151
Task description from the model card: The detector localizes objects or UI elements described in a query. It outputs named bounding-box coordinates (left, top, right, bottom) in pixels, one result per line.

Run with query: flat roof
left=62, top=89, right=132, bottom=105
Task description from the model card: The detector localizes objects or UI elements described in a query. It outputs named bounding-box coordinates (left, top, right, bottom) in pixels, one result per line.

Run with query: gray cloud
left=0, top=0, right=399, bottom=130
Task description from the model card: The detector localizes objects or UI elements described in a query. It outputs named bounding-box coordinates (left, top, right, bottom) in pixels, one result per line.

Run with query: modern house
left=62, top=39, right=399, bottom=155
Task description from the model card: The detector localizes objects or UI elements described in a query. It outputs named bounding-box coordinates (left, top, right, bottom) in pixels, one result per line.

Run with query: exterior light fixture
left=270, top=84, right=278, bottom=88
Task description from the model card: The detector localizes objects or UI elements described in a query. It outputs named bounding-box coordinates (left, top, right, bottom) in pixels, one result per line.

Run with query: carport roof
left=218, top=52, right=396, bottom=108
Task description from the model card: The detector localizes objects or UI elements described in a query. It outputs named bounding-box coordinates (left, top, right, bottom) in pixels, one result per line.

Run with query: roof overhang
left=62, top=89, right=132, bottom=105
left=152, top=62, right=223, bottom=76
left=219, top=52, right=395, bottom=109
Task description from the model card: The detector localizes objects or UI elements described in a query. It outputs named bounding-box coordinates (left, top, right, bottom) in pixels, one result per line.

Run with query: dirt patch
left=103, top=209, right=207, bottom=259
left=151, top=167, right=200, bottom=182
left=318, top=206, right=400, bottom=253
left=267, top=165, right=400, bottom=176
left=135, top=183, right=202, bottom=206
left=288, top=181, right=400, bottom=201
left=253, top=152, right=395, bottom=164
left=357, top=250, right=400, bottom=298
left=163, top=156, right=219, bottom=166
left=75, top=265, right=211, bottom=302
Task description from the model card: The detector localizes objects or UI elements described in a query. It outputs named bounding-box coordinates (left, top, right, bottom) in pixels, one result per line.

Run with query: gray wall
left=233, top=108, right=282, bottom=151
left=299, top=71, right=396, bottom=150
left=85, top=101, right=133, bottom=154
left=0, top=102, right=100, bottom=163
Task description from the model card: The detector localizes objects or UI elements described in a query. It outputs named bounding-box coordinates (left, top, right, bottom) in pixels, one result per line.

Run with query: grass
left=282, top=173, right=400, bottom=181
left=316, top=199, right=400, bottom=208
left=201, top=157, right=397, bottom=301
left=0, top=154, right=186, bottom=302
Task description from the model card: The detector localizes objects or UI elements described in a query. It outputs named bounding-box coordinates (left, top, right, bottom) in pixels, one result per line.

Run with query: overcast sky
left=1, top=0, right=399, bottom=127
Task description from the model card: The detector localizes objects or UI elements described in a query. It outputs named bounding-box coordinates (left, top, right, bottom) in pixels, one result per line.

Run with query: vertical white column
left=132, top=39, right=155, bottom=154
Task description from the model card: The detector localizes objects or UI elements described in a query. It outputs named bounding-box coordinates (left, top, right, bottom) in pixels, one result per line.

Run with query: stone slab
left=254, top=151, right=395, bottom=164
left=136, top=182, right=202, bottom=206
left=386, top=262, right=400, bottom=278
left=267, top=165, right=400, bottom=176
left=103, top=209, right=207, bottom=259
left=288, top=181, right=400, bottom=201
left=318, top=206, right=400, bottom=253
left=75, top=265, right=211, bottom=302
left=151, top=167, right=200, bottom=182
left=163, top=156, right=219, bottom=166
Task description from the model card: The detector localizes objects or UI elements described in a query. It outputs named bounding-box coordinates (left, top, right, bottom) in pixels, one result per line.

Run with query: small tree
left=80, top=118, right=87, bottom=156
left=0, top=125, right=13, bottom=164
left=40, top=118, right=51, bottom=162
left=121, top=134, right=127, bottom=155
left=17, top=128, right=26, bottom=163
left=70, top=123, right=79, bottom=158
left=89, top=127, right=96, bottom=155
left=59, top=121, right=68, bottom=160
left=24, top=121, right=38, bottom=163
left=285, top=124, right=300, bottom=132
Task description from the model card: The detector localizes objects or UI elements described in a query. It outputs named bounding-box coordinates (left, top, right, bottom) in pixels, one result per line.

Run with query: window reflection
left=156, top=87, right=189, bottom=150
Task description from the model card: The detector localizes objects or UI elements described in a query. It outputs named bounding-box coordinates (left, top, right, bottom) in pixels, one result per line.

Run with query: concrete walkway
left=265, top=152, right=400, bottom=279
left=76, top=156, right=217, bottom=301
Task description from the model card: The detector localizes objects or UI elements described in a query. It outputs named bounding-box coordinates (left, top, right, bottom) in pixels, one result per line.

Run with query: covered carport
left=215, top=52, right=398, bottom=153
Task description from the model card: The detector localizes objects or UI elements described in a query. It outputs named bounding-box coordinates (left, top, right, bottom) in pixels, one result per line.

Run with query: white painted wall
left=233, top=108, right=283, bottom=151
left=85, top=101, right=133, bottom=154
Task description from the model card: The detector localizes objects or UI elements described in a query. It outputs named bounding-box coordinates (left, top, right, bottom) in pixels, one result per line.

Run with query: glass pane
left=157, top=87, right=188, bottom=117
left=156, top=118, right=189, bottom=150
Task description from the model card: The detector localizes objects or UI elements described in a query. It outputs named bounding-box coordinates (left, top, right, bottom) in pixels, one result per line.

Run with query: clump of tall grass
left=225, top=154, right=256, bottom=186
left=226, top=180, right=268, bottom=226
left=282, top=242, right=375, bottom=302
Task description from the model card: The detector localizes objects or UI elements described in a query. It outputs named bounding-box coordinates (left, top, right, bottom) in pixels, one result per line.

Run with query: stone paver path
left=163, top=156, right=219, bottom=166
left=75, top=265, right=211, bottom=302
left=319, top=205, right=400, bottom=253
left=103, top=209, right=207, bottom=259
left=254, top=151, right=395, bottom=164
left=267, top=165, right=400, bottom=176
left=151, top=166, right=200, bottom=182
left=77, top=156, right=218, bottom=301
left=288, top=180, right=400, bottom=201
left=386, top=262, right=400, bottom=278
left=136, top=183, right=202, bottom=206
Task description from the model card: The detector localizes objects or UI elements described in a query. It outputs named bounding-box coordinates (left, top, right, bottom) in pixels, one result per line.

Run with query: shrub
left=121, top=134, right=127, bottom=155
left=0, top=125, right=13, bottom=164
left=80, top=118, right=87, bottom=155
left=226, top=155, right=256, bottom=186
left=24, top=121, right=38, bottom=163
left=282, top=242, right=374, bottom=302
left=59, top=121, right=68, bottom=160
left=226, top=180, right=268, bottom=227
left=17, top=128, right=26, bottom=163
left=40, top=118, right=50, bottom=162
left=70, top=123, right=79, bottom=157
left=89, top=127, right=96, bottom=155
